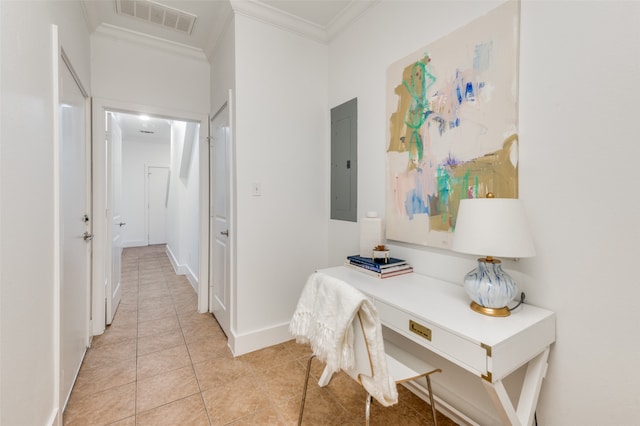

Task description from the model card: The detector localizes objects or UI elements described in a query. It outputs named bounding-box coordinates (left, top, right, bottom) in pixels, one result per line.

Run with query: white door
left=147, top=166, right=170, bottom=245
left=209, top=104, right=231, bottom=336
left=106, top=114, right=123, bottom=325
left=59, top=56, right=90, bottom=404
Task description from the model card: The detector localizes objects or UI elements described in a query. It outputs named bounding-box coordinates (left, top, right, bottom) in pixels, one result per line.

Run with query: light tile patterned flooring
left=63, top=245, right=456, bottom=425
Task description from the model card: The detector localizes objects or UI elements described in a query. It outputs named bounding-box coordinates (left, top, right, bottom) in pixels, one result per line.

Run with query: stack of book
left=345, top=254, right=413, bottom=279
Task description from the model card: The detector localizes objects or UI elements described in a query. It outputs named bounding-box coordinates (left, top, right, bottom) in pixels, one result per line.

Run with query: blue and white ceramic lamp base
left=463, top=258, right=517, bottom=317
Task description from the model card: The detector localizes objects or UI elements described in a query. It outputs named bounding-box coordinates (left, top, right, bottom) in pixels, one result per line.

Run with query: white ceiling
left=114, top=112, right=173, bottom=144
left=82, top=0, right=373, bottom=57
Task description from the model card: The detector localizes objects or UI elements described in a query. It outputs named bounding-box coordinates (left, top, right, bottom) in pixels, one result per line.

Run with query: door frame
left=91, top=98, right=209, bottom=335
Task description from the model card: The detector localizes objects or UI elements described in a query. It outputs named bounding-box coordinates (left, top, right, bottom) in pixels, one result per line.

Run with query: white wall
left=121, top=137, right=170, bottom=247
left=166, top=121, right=200, bottom=286
left=327, top=1, right=640, bottom=424
left=183, top=124, right=200, bottom=281
left=211, top=17, right=236, bottom=115
left=0, top=1, right=91, bottom=424
left=230, top=15, right=329, bottom=353
left=91, top=35, right=210, bottom=115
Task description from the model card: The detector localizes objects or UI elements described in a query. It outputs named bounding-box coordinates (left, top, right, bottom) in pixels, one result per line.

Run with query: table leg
left=482, top=347, right=550, bottom=426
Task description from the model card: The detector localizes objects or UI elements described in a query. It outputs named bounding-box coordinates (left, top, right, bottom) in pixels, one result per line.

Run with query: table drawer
left=375, top=299, right=487, bottom=376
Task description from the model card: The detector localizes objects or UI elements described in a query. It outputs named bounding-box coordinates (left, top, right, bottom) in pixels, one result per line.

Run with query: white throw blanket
left=289, top=271, right=398, bottom=407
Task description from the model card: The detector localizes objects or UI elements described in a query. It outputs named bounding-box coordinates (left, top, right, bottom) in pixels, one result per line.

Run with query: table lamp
left=452, top=195, right=536, bottom=317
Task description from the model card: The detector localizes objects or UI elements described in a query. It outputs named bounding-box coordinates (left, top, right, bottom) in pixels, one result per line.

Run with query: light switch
left=252, top=182, right=262, bottom=196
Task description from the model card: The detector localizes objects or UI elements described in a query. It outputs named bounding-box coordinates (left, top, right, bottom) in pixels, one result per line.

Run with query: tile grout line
left=163, top=253, right=213, bottom=424
left=134, top=251, right=140, bottom=424
left=135, top=249, right=208, bottom=423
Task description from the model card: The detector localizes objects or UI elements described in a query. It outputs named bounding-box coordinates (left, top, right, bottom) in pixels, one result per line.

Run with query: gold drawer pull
left=409, top=320, right=432, bottom=341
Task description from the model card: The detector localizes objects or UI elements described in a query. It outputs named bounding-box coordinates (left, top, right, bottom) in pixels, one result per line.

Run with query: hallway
left=63, top=245, right=454, bottom=425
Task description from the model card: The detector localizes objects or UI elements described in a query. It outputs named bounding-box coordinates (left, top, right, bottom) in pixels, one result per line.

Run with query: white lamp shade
left=452, top=198, right=536, bottom=258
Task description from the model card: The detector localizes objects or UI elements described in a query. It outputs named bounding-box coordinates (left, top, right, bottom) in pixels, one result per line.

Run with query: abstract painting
left=385, top=0, right=520, bottom=249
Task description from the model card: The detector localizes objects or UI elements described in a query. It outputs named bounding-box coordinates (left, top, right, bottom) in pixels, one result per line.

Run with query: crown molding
left=204, top=1, right=234, bottom=60
left=79, top=1, right=93, bottom=35
left=230, top=0, right=328, bottom=43
left=93, top=23, right=209, bottom=62
left=326, top=0, right=378, bottom=41
left=230, top=0, right=377, bottom=44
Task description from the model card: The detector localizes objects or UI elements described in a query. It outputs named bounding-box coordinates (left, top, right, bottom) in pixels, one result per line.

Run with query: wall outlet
left=252, top=182, right=262, bottom=196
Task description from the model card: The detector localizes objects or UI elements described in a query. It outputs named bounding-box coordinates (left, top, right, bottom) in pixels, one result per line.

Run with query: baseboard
left=427, top=379, right=504, bottom=425
left=47, top=407, right=60, bottom=426
left=184, top=265, right=198, bottom=293
left=228, top=321, right=293, bottom=356
left=402, top=380, right=483, bottom=426
left=122, top=240, right=146, bottom=248
left=165, top=245, right=179, bottom=272
left=164, top=245, right=198, bottom=293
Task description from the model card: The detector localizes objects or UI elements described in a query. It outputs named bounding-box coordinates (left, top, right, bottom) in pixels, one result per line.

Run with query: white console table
left=319, top=266, right=555, bottom=426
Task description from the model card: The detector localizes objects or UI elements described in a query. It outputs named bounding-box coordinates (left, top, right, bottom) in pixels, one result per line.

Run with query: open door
left=59, top=49, right=91, bottom=408
left=209, top=102, right=231, bottom=337
left=106, top=113, right=123, bottom=325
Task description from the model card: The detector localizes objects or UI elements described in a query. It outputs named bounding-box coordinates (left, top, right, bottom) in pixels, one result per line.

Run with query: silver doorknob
left=119, top=222, right=126, bottom=227
left=220, top=230, right=229, bottom=236
left=83, top=232, right=94, bottom=241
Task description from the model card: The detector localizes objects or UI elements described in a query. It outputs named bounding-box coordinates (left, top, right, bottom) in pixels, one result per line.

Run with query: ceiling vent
left=115, top=0, right=197, bottom=35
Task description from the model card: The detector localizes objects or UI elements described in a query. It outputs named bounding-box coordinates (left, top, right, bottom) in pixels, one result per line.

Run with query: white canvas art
left=386, top=0, right=521, bottom=249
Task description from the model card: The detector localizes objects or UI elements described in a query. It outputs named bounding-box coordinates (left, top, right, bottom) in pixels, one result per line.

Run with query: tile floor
left=63, top=245, right=457, bottom=425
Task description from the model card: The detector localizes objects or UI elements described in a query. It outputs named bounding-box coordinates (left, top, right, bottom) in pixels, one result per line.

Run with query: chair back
left=344, top=312, right=375, bottom=383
